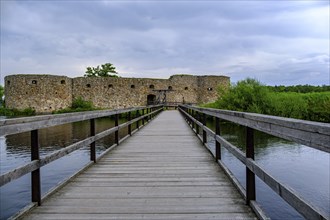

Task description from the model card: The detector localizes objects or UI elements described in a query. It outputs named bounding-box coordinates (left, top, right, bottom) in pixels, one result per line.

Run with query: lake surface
left=0, top=115, right=329, bottom=219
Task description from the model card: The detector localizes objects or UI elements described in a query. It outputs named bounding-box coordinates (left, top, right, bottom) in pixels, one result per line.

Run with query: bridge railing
left=0, top=105, right=163, bottom=210
left=179, top=104, right=329, bottom=220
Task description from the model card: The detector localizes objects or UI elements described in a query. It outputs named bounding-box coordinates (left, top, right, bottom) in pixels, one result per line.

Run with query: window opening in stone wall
left=7, top=80, right=10, bottom=85
left=61, top=80, right=66, bottom=84
left=131, top=85, right=135, bottom=89
left=207, top=87, right=213, bottom=91
left=168, top=86, right=173, bottom=90
left=32, top=80, right=37, bottom=85
left=109, top=84, right=113, bottom=88
left=149, top=85, right=154, bottom=89
left=184, top=87, right=188, bottom=90
left=86, top=84, right=91, bottom=88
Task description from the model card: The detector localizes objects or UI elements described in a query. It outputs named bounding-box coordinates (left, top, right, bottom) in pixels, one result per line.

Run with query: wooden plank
left=42, top=197, right=245, bottom=206
left=23, top=213, right=257, bottom=220
left=21, top=110, right=255, bottom=220
left=180, top=106, right=330, bottom=220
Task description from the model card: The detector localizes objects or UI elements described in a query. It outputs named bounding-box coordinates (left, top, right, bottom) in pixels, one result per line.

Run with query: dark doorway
left=147, top=94, right=156, bottom=105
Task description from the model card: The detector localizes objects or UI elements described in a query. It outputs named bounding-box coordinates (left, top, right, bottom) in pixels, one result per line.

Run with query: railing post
left=142, top=109, right=145, bottom=125
left=189, top=109, right=192, bottom=126
left=90, top=119, right=96, bottom=162
left=202, top=113, right=207, bottom=144
left=192, top=110, right=195, bottom=131
left=31, top=129, right=41, bottom=206
left=136, top=110, right=140, bottom=129
left=246, top=127, right=256, bottom=204
left=128, top=111, right=132, bottom=135
left=115, top=113, right=119, bottom=145
left=196, top=111, right=199, bottom=135
left=215, top=117, right=221, bottom=161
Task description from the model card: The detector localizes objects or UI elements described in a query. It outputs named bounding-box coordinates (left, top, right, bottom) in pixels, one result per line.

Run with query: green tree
left=84, top=63, right=118, bottom=77
left=214, top=78, right=272, bottom=114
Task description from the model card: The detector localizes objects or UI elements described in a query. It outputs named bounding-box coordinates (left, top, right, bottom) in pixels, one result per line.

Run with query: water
left=204, top=119, right=330, bottom=219
left=0, top=116, right=329, bottom=219
left=0, top=116, right=133, bottom=220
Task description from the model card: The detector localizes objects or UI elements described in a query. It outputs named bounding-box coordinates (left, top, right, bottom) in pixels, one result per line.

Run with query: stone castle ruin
left=4, top=74, right=230, bottom=113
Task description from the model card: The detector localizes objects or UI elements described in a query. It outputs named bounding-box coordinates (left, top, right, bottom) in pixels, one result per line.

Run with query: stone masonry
left=4, top=74, right=230, bottom=113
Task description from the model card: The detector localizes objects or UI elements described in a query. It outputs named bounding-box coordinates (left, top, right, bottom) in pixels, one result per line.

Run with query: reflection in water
left=1, top=116, right=329, bottom=220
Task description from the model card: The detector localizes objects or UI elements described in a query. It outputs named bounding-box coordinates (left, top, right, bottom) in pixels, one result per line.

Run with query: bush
left=204, top=78, right=330, bottom=123
left=71, top=97, right=93, bottom=109
left=53, top=97, right=96, bottom=114
left=268, top=92, right=308, bottom=119
left=208, top=78, right=271, bottom=114
left=0, top=107, right=36, bottom=117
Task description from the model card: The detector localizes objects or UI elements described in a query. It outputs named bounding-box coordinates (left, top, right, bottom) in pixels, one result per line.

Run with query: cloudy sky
left=1, top=0, right=329, bottom=85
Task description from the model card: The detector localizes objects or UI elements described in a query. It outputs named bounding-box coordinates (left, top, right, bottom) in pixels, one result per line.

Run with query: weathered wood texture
left=0, top=107, right=163, bottom=187
left=0, top=105, right=163, bottom=136
left=180, top=106, right=330, bottom=220
left=21, top=111, right=256, bottom=220
left=181, top=105, right=330, bottom=153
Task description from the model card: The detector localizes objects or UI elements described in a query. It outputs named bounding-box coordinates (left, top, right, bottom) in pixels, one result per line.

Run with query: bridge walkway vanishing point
left=21, top=110, right=256, bottom=220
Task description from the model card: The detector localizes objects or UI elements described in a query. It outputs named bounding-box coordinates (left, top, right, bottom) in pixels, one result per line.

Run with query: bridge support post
left=31, top=129, right=41, bottom=206
left=202, top=113, right=207, bottom=144
left=128, top=112, right=132, bottom=135
left=196, top=112, right=199, bottom=135
left=115, top=114, right=119, bottom=145
left=90, top=119, right=96, bottom=162
left=136, top=110, right=140, bottom=129
left=192, top=110, right=195, bottom=131
left=246, top=127, right=256, bottom=205
left=215, top=117, right=221, bottom=161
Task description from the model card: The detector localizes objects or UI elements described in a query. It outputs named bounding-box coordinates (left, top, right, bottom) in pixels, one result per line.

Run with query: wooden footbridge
left=1, top=105, right=329, bottom=220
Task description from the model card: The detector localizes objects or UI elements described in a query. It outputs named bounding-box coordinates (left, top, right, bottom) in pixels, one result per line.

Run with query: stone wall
left=4, top=74, right=230, bottom=113
left=5, top=75, right=72, bottom=113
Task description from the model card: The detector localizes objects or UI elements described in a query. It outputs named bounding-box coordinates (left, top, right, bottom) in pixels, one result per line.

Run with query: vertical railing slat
left=90, top=119, right=96, bottom=162
left=128, top=111, right=132, bottom=135
left=31, top=129, right=41, bottom=205
left=202, top=113, right=207, bottom=144
left=246, top=127, right=256, bottom=204
left=115, top=113, right=119, bottom=145
left=215, top=117, right=221, bottom=161
left=136, top=110, right=140, bottom=129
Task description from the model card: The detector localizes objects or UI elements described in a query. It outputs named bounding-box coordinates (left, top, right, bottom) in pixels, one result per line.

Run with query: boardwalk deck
left=22, top=110, right=256, bottom=220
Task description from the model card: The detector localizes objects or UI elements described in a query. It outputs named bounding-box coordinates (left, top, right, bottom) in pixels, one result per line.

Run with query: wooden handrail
left=180, top=105, right=330, bottom=153
left=179, top=105, right=329, bottom=220
left=0, top=104, right=163, bottom=137
left=0, top=106, right=163, bottom=206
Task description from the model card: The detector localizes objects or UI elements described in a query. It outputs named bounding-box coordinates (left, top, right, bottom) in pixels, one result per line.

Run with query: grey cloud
left=1, top=0, right=329, bottom=85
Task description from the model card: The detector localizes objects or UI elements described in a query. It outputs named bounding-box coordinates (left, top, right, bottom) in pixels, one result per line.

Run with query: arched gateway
left=147, top=94, right=156, bottom=105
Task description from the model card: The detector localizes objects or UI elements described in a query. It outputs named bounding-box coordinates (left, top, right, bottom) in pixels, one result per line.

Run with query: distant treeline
left=266, top=85, right=330, bottom=93
left=204, top=78, right=330, bottom=123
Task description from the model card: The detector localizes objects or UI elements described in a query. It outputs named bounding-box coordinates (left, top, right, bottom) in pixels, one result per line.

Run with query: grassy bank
left=204, top=79, right=330, bottom=123
left=0, top=107, right=36, bottom=117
